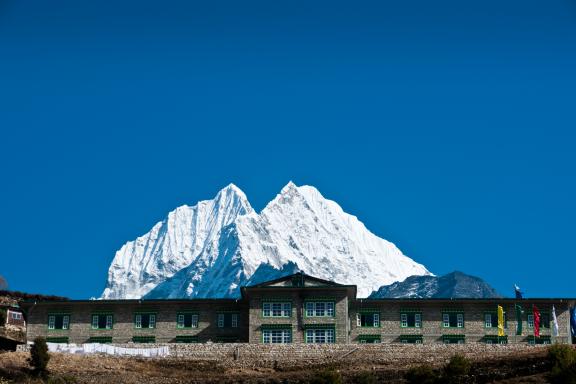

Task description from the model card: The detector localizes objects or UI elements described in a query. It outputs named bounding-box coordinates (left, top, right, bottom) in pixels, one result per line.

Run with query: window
left=91, top=314, right=113, bottom=330
left=134, top=313, right=156, bottom=329
left=48, top=314, right=70, bottom=330
left=177, top=313, right=199, bottom=329
left=46, top=337, right=69, bottom=343
left=217, top=313, right=239, bottom=328
left=527, top=314, right=534, bottom=329
left=542, top=312, right=550, bottom=328
left=485, top=312, right=507, bottom=329
left=305, top=328, right=335, bottom=343
left=442, top=335, right=465, bottom=344
left=358, top=335, right=381, bottom=344
left=305, top=302, right=335, bottom=317
left=262, top=329, right=291, bottom=344
left=175, top=336, right=198, bottom=343
left=442, top=312, right=464, bottom=328
left=400, top=335, right=423, bottom=344
left=484, top=336, right=507, bottom=345
left=357, top=312, right=380, bottom=327
left=262, top=302, right=291, bottom=317
left=10, top=312, right=23, bottom=320
left=400, top=313, right=422, bottom=328
left=132, top=336, right=155, bottom=343
left=528, top=335, right=551, bottom=345
left=89, top=336, right=112, bottom=343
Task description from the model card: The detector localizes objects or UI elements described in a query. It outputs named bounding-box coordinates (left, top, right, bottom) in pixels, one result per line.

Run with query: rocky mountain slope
left=369, top=271, right=502, bottom=298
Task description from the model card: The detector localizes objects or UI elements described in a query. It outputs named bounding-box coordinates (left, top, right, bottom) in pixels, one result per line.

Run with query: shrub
left=28, top=337, right=50, bottom=373
left=310, top=369, right=343, bottom=384
left=354, top=371, right=377, bottom=384
left=548, top=344, right=576, bottom=384
left=444, top=354, right=471, bottom=378
left=405, top=364, right=439, bottom=384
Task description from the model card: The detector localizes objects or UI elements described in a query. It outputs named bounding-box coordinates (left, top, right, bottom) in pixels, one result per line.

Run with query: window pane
left=401, top=314, right=408, bottom=327
left=415, top=314, right=421, bottom=328
left=177, top=314, right=185, bottom=328
left=306, top=303, right=314, bottom=317
left=326, top=303, right=334, bottom=317
left=106, top=315, right=113, bottom=329
left=92, top=315, right=99, bottom=329
left=191, top=314, right=198, bottom=328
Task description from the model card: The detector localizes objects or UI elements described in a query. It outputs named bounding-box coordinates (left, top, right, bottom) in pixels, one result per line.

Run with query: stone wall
left=16, top=342, right=557, bottom=370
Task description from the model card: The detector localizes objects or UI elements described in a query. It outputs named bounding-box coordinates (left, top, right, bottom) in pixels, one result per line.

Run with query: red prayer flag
left=533, top=305, right=541, bottom=338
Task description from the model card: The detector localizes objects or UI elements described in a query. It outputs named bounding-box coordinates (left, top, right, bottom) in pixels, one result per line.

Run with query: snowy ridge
left=102, top=182, right=432, bottom=299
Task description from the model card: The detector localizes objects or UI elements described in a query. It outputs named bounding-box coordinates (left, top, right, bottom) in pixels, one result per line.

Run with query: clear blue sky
left=1, top=0, right=574, bottom=299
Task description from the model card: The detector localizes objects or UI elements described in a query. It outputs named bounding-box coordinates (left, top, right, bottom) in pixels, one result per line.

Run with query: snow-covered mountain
left=368, top=271, right=502, bottom=299
left=101, top=182, right=431, bottom=299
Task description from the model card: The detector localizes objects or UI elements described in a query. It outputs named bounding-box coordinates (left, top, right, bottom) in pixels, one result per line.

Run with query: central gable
left=248, top=272, right=345, bottom=288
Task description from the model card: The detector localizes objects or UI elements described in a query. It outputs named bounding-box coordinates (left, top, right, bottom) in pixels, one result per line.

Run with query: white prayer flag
left=552, top=305, right=559, bottom=337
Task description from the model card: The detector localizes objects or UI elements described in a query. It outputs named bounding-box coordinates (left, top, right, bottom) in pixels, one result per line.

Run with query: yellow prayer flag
left=498, top=305, right=505, bottom=337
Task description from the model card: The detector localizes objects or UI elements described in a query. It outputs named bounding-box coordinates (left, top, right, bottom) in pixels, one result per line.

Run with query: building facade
left=21, top=273, right=575, bottom=345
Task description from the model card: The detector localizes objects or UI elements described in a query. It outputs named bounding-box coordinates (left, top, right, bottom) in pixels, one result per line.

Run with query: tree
left=28, top=337, right=50, bottom=373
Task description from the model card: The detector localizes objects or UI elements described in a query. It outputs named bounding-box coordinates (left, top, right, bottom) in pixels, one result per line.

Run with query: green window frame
left=304, top=324, right=336, bottom=344
left=358, top=335, right=381, bottom=344
left=400, top=313, right=422, bottom=328
left=484, top=312, right=507, bottom=329
left=262, top=302, right=292, bottom=317
left=400, top=335, right=423, bottom=344
left=132, top=336, right=155, bottom=343
left=305, top=301, right=335, bottom=317
left=46, top=337, right=69, bottom=343
left=134, top=313, right=156, bottom=329
left=484, top=335, right=507, bottom=345
left=442, top=335, right=465, bottom=344
left=262, top=328, right=292, bottom=344
left=539, top=312, right=551, bottom=329
left=527, top=314, right=534, bottom=329
left=356, top=312, right=380, bottom=327
left=528, top=335, right=551, bottom=345
left=175, top=336, right=198, bottom=343
left=89, top=336, right=113, bottom=343
left=48, top=313, right=70, bottom=331
left=176, top=313, right=199, bottom=329
left=217, top=313, right=239, bottom=328
left=442, top=312, right=464, bottom=328
left=91, top=314, right=113, bottom=330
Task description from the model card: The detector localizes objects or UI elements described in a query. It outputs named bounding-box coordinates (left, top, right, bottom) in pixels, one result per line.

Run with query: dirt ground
left=0, top=348, right=553, bottom=384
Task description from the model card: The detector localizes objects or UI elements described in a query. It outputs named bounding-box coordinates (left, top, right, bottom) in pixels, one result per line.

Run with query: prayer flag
left=552, top=305, right=559, bottom=337
left=533, top=305, right=541, bottom=338
left=515, top=304, right=524, bottom=335
left=498, top=305, right=505, bottom=337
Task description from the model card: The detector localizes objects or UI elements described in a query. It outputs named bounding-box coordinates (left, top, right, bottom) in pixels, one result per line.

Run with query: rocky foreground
left=0, top=344, right=558, bottom=383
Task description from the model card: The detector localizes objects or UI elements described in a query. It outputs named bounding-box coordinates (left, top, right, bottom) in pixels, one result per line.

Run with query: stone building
left=21, top=273, right=575, bottom=345
left=0, top=297, right=26, bottom=350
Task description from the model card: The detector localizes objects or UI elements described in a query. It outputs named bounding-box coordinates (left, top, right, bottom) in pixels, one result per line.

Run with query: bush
left=310, top=369, right=343, bottom=384
left=28, top=337, right=50, bottom=373
left=405, top=364, right=439, bottom=384
left=354, top=371, right=377, bottom=384
left=548, top=344, right=576, bottom=384
left=444, top=354, right=471, bottom=378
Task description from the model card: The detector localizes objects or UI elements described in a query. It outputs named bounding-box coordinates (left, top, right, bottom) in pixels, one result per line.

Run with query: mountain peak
left=369, top=271, right=502, bottom=299
left=103, top=182, right=431, bottom=299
